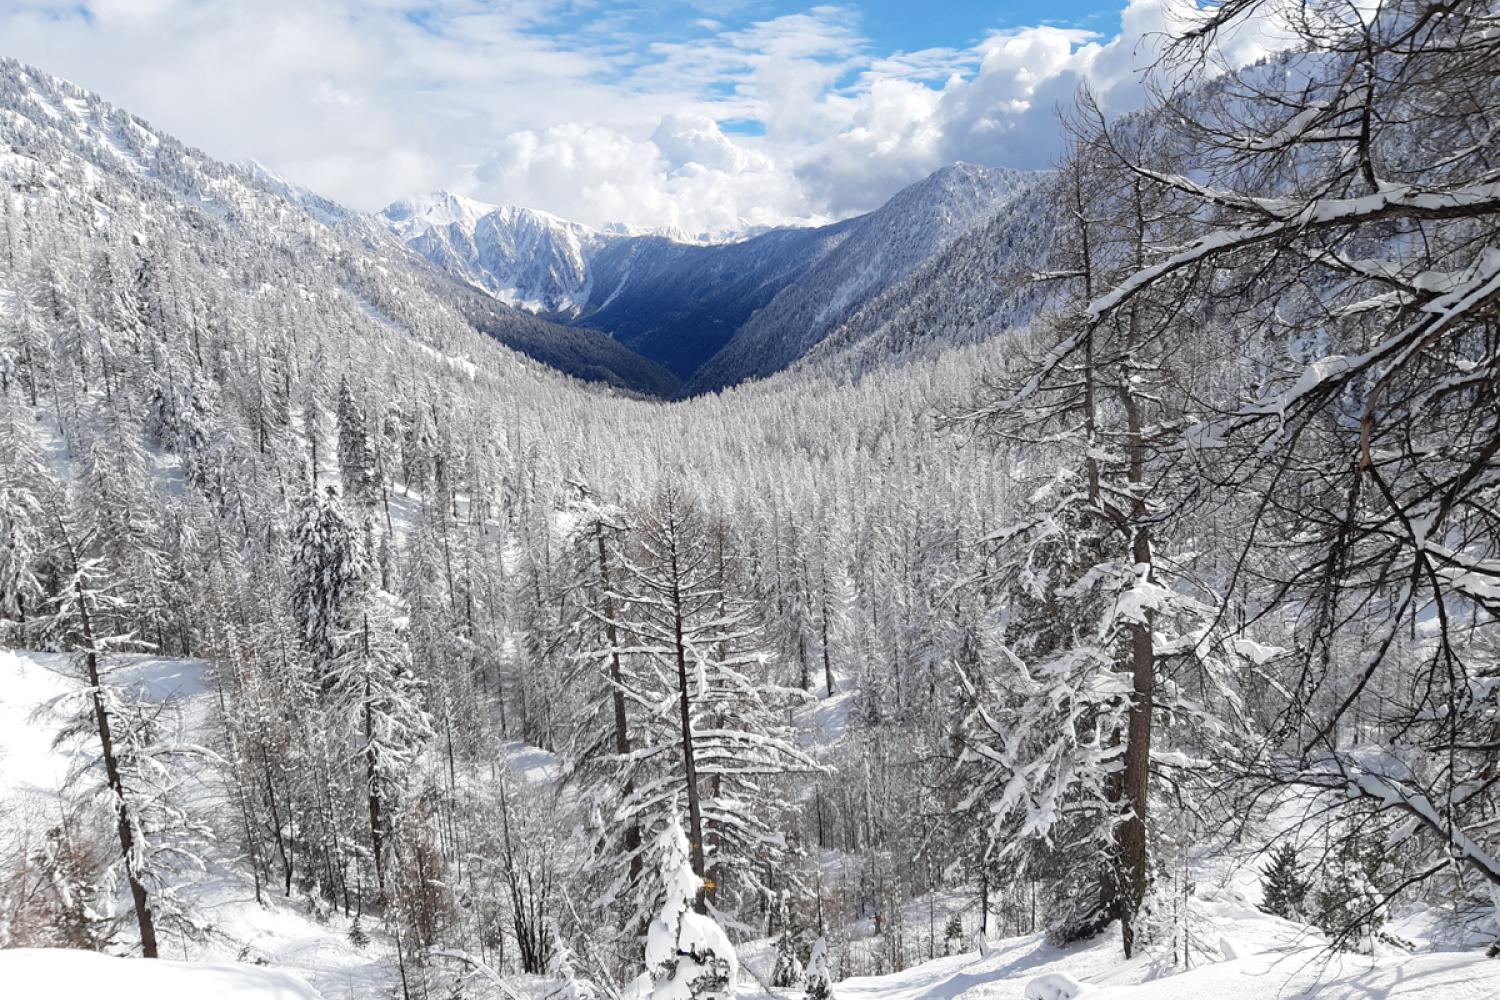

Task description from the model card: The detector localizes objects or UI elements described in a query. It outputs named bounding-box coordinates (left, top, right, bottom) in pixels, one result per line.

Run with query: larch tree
left=1092, top=0, right=1500, bottom=922
left=593, top=482, right=818, bottom=930
left=949, top=104, right=1234, bottom=954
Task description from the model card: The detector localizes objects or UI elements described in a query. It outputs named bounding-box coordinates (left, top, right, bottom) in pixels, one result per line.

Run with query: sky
left=0, top=0, right=1285, bottom=233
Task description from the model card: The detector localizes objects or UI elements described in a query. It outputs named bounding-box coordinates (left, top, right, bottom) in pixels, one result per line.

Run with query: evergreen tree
left=0, top=392, right=48, bottom=640
left=598, top=483, right=817, bottom=925
left=1310, top=835, right=1387, bottom=954
left=803, top=937, right=833, bottom=1000
left=335, top=375, right=376, bottom=511
left=943, top=914, right=963, bottom=956
left=1259, top=844, right=1308, bottom=922
left=643, top=815, right=737, bottom=1000
left=771, top=922, right=805, bottom=989
left=289, top=485, right=367, bottom=671
left=328, top=589, right=433, bottom=896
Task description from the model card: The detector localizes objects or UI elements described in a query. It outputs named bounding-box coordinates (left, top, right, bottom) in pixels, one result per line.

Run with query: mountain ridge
left=381, top=162, right=1041, bottom=390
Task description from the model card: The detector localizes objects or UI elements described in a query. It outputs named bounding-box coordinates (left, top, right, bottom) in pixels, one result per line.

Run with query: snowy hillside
left=789, top=177, right=1059, bottom=381
left=0, top=57, right=674, bottom=396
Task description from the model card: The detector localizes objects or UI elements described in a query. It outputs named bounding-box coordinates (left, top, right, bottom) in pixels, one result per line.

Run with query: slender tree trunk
left=363, top=616, right=386, bottom=898
left=75, top=584, right=160, bottom=958
left=1117, top=535, right=1154, bottom=956
left=667, top=522, right=707, bottom=911
left=595, top=521, right=641, bottom=885
left=1117, top=188, right=1156, bottom=958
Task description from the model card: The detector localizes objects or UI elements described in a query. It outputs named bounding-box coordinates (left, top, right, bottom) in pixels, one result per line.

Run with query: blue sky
left=0, top=0, right=1245, bottom=230
left=604, top=0, right=1125, bottom=53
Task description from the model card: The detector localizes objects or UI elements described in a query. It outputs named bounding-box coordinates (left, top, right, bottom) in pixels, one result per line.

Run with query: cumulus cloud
left=472, top=116, right=810, bottom=235
left=0, top=0, right=1292, bottom=232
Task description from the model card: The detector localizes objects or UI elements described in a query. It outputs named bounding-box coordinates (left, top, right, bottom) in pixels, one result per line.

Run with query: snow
left=504, top=740, right=563, bottom=785
left=1231, top=638, right=1286, bottom=666
left=0, top=650, right=78, bottom=806
left=1023, top=973, right=1091, bottom=999
left=0, top=948, right=323, bottom=999
left=821, top=924, right=1500, bottom=1000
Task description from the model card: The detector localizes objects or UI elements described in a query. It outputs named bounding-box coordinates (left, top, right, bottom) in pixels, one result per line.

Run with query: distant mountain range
left=380, top=163, right=1043, bottom=393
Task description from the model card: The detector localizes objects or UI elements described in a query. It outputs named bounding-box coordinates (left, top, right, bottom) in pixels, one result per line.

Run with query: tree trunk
left=76, top=588, right=160, bottom=958
left=364, top=623, right=386, bottom=898
left=595, top=521, right=641, bottom=885
left=667, top=520, right=708, bottom=911
left=1117, top=189, right=1155, bottom=958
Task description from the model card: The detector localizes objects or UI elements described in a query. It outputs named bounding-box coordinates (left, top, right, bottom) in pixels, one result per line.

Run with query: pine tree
left=803, top=937, right=833, bottom=1000
left=335, top=376, right=376, bottom=511
left=643, top=814, right=737, bottom=1000
left=1259, top=844, right=1308, bottom=922
left=771, top=912, right=805, bottom=989
left=0, top=392, right=48, bottom=641
left=598, top=484, right=818, bottom=926
left=949, top=117, right=1233, bottom=955
left=289, top=485, right=367, bottom=671
left=43, top=532, right=161, bottom=957
left=943, top=914, right=963, bottom=956
left=1310, top=835, right=1387, bottom=954
left=328, top=589, right=433, bottom=896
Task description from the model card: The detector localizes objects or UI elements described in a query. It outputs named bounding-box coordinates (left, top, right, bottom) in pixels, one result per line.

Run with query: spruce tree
left=804, top=937, right=834, bottom=1000
left=1259, top=844, right=1308, bottom=921
left=643, top=815, right=737, bottom=1000
left=289, top=484, right=367, bottom=671
left=771, top=923, right=805, bottom=988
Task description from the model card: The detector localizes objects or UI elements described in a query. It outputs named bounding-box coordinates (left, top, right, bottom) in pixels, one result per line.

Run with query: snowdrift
left=0, top=948, right=323, bottom=999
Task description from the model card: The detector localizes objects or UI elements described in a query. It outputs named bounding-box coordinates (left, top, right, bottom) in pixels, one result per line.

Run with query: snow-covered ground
left=3, top=647, right=1497, bottom=999
left=827, top=922, right=1499, bottom=1000
left=0, top=947, right=321, bottom=999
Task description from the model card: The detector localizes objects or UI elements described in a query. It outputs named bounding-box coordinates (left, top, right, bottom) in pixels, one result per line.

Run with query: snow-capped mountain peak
left=380, top=190, right=504, bottom=235
left=378, top=193, right=600, bottom=315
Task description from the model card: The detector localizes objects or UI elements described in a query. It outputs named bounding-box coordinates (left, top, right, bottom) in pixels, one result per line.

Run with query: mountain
left=0, top=64, right=674, bottom=398
left=683, top=162, right=1038, bottom=393
left=378, top=193, right=844, bottom=381
left=382, top=194, right=595, bottom=315
left=788, top=174, right=1061, bottom=380
left=381, top=163, right=1037, bottom=391
left=571, top=221, right=857, bottom=380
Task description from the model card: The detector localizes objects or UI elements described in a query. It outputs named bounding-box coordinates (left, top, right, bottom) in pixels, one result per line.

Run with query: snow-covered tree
left=1259, top=844, right=1308, bottom=922
left=328, top=589, right=433, bottom=895
left=1085, top=0, right=1500, bottom=927
left=335, top=375, right=376, bottom=511
left=803, top=936, right=833, bottom=1000
left=950, top=111, right=1233, bottom=954
left=770, top=918, right=805, bottom=989
left=545, top=916, right=599, bottom=1000
left=642, top=815, right=736, bottom=1000
left=289, top=485, right=367, bottom=671
left=0, top=392, right=49, bottom=640
left=592, top=483, right=818, bottom=927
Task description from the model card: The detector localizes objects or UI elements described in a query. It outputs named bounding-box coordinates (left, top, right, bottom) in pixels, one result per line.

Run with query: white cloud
left=471, top=116, right=809, bottom=235
left=0, top=0, right=1291, bottom=232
